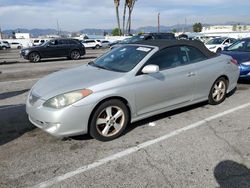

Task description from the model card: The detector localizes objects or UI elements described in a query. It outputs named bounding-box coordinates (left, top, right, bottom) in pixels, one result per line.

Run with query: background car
left=81, top=39, right=102, bottom=49
left=10, top=42, right=23, bottom=49
left=111, top=32, right=176, bottom=49
left=20, top=38, right=85, bottom=62
left=101, top=40, right=111, bottom=48
left=33, top=39, right=48, bottom=46
left=205, top=37, right=237, bottom=53
left=221, top=38, right=250, bottom=79
left=26, top=40, right=239, bottom=141
left=0, top=40, right=11, bottom=50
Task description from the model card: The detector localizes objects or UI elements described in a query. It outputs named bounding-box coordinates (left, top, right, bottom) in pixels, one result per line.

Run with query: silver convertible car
left=26, top=40, right=239, bottom=141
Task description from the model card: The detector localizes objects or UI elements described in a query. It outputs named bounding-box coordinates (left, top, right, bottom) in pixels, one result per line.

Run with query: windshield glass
left=227, top=40, right=247, bottom=51
left=89, top=46, right=153, bottom=72
left=206, top=38, right=226, bottom=45
left=119, top=35, right=145, bottom=44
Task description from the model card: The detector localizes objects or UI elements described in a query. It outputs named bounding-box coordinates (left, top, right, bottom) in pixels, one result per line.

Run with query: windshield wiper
left=88, top=61, right=113, bottom=71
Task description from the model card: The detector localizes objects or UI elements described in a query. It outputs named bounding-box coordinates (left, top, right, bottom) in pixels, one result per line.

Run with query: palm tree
left=122, top=0, right=129, bottom=35
left=126, top=0, right=136, bottom=35
left=114, top=0, right=121, bottom=36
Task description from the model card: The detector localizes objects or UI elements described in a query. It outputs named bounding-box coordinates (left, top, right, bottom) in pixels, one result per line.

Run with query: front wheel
left=29, top=52, right=40, bottom=63
left=208, top=77, right=228, bottom=105
left=70, top=50, right=80, bottom=60
left=89, top=99, right=129, bottom=141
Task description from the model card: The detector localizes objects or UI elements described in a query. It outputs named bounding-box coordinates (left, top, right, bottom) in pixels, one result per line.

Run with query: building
left=15, top=33, right=31, bottom=39
left=202, top=25, right=250, bottom=33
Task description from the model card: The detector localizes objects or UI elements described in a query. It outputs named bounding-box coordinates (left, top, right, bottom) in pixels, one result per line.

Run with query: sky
left=0, top=0, right=250, bottom=31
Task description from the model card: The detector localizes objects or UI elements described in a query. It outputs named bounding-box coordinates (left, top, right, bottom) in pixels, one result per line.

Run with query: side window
left=182, top=46, right=207, bottom=63
left=245, top=41, right=250, bottom=52
left=224, top=39, right=230, bottom=44
left=146, top=46, right=184, bottom=70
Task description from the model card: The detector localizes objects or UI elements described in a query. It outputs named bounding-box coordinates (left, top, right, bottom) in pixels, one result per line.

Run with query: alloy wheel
left=212, top=80, right=226, bottom=102
left=96, top=106, right=125, bottom=137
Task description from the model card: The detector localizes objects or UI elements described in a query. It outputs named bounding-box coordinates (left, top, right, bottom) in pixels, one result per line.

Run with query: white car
left=205, top=37, right=237, bottom=53
left=101, top=40, right=111, bottom=48
left=81, top=39, right=102, bottom=49
left=10, top=42, right=23, bottom=49
left=33, top=39, right=48, bottom=46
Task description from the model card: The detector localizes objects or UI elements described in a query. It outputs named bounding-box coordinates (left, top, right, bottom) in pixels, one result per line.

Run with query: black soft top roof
left=134, top=39, right=216, bottom=58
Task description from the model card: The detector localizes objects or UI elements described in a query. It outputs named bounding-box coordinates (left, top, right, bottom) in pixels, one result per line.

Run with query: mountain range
left=2, top=22, right=249, bottom=37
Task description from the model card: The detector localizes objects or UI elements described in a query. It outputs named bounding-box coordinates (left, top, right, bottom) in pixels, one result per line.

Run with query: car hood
left=31, top=64, right=125, bottom=100
left=221, top=51, right=250, bottom=63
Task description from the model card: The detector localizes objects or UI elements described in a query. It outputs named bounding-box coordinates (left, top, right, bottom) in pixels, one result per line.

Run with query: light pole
left=158, top=13, right=160, bottom=33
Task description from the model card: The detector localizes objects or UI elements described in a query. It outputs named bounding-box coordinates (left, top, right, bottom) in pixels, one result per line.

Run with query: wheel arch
left=87, top=96, right=132, bottom=133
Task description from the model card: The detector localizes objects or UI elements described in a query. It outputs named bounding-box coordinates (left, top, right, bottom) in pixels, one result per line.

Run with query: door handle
left=187, top=72, right=196, bottom=77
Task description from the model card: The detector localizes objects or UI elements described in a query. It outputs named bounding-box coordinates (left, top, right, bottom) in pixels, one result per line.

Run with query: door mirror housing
left=142, top=64, right=159, bottom=74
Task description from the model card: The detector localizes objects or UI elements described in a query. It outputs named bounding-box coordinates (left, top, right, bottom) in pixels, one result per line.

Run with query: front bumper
left=26, top=98, right=94, bottom=137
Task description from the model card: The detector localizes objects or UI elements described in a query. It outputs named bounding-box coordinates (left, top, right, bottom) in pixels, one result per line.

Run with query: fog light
left=44, top=122, right=61, bottom=133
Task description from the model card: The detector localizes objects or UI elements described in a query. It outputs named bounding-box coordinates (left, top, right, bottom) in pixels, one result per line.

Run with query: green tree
left=193, top=23, right=202, bottom=32
left=114, top=0, right=121, bottom=36
left=112, top=28, right=122, bottom=36
left=172, top=28, right=177, bottom=33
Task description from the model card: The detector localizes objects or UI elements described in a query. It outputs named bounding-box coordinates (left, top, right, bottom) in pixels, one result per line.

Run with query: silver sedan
left=26, top=40, right=239, bottom=141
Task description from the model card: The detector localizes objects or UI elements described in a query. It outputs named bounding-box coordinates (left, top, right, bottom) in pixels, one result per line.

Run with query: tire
left=2, top=46, right=6, bottom=50
left=208, top=77, right=228, bottom=105
left=17, top=46, right=21, bottom=49
left=29, top=52, right=40, bottom=63
left=70, top=50, right=80, bottom=60
left=216, top=48, right=222, bottom=53
left=89, top=99, right=129, bottom=141
left=95, top=45, right=100, bottom=49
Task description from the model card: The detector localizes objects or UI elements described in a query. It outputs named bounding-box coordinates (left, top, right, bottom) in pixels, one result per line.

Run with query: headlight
left=24, top=49, right=30, bottom=55
left=242, top=61, right=250, bottom=66
left=43, top=89, right=92, bottom=109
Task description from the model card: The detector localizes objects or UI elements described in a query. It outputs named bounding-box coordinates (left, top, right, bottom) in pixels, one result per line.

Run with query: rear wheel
left=95, top=45, right=100, bottom=49
left=29, top=52, right=40, bottom=63
left=2, top=46, right=6, bottom=50
left=208, top=77, right=228, bottom=105
left=89, top=99, right=129, bottom=141
left=70, top=50, right=80, bottom=60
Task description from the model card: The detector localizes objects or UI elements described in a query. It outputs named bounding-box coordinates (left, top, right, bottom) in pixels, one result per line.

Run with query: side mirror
left=142, top=64, right=159, bottom=74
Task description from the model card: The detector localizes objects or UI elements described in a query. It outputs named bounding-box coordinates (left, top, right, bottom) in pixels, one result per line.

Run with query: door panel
left=133, top=64, right=196, bottom=115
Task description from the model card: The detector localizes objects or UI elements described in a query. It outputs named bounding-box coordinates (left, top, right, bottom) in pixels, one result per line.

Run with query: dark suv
left=20, top=39, right=85, bottom=62
left=110, top=33, right=176, bottom=49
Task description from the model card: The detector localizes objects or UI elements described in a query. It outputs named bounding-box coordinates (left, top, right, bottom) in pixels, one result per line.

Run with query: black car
left=110, top=33, right=176, bottom=49
left=20, top=39, right=85, bottom=62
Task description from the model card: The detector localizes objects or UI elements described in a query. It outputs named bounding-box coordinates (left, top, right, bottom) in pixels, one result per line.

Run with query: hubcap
left=96, top=106, right=125, bottom=137
left=212, top=80, right=226, bottom=102
left=72, top=51, right=80, bottom=59
left=31, top=53, right=40, bottom=62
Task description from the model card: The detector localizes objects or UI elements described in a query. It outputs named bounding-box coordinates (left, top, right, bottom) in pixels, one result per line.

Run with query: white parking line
left=0, top=104, right=24, bottom=110
left=0, top=78, right=39, bottom=84
left=32, top=102, right=250, bottom=188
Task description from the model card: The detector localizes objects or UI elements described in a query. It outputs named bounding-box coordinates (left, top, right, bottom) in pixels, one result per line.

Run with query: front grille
left=29, top=92, right=40, bottom=105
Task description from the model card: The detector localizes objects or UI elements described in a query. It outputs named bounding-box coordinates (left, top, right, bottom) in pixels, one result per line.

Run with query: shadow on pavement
left=214, top=160, right=250, bottom=188
left=0, top=104, right=35, bottom=146
left=0, top=89, right=29, bottom=100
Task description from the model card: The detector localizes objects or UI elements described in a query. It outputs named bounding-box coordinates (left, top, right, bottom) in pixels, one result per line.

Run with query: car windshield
left=119, top=35, right=145, bottom=44
left=227, top=40, right=247, bottom=51
left=206, top=38, right=226, bottom=45
left=89, top=45, right=153, bottom=72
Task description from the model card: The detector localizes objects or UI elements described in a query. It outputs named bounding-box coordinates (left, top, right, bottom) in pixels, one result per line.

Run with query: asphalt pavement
left=0, top=49, right=250, bottom=188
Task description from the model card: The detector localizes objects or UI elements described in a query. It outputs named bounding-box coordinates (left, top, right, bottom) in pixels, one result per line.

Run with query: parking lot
left=0, top=49, right=250, bottom=188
